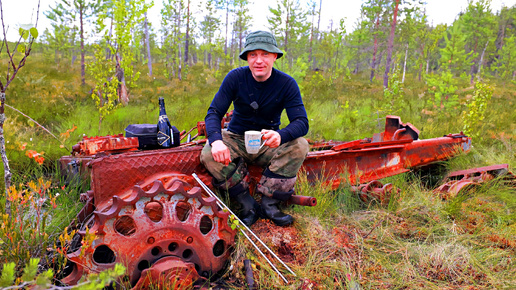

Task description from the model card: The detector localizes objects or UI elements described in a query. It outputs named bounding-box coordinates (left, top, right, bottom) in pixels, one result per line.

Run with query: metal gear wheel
left=60, top=176, right=236, bottom=289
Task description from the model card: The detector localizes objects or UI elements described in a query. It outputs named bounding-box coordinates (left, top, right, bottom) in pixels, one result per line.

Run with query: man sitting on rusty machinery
left=200, top=31, right=309, bottom=227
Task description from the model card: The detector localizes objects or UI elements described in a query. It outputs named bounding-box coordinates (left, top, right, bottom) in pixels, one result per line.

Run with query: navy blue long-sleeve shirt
left=205, top=66, right=309, bottom=145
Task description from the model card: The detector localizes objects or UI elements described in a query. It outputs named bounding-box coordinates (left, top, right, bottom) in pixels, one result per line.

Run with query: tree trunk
left=284, top=12, right=289, bottom=55
left=80, top=1, right=85, bottom=85
left=317, top=0, right=322, bottom=36
left=470, top=41, right=479, bottom=84
left=370, top=15, right=380, bottom=83
left=239, top=25, right=244, bottom=54
left=308, top=4, right=315, bottom=65
left=184, top=0, right=190, bottom=64
left=354, top=50, right=360, bottom=74
left=402, top=43, right=408, bottom=83
left=224, top=0, right=229, bottom=66
left=383, top=0, right=400, bottom=88
left=115, top=54, right=129, bottom=105
left=418, top=62, right=422, bottom=81
left=55, top=49, right=60, bottom=67
left=176, top=2, right=182, bottom=80
left=477, top=40, right=489, bottom=78
left=144, top=13, right=152, bottom=77
left=178, top=45, right=182, bottom=81
left=0, top=92, right=12, bottom=215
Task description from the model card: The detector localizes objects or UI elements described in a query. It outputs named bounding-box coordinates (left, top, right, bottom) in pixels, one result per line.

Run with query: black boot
left=212, top=157, right=259, bottom=227
left=256, top=170, right=296, bottom=226
left=232, top=189, right=260, bottom=227
left=260, top=196, right=293, bottom=226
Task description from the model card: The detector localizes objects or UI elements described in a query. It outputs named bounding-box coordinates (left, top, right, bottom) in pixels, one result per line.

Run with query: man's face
left=247, top=49, right=278, bottom=82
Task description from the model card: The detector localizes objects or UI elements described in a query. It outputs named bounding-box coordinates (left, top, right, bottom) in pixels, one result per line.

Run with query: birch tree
left=0, top=0, right=39, bottom=213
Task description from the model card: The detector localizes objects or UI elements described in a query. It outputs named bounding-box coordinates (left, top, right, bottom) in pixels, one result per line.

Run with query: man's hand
left=261, top=130, right=281, bottom=148
left=211, top=140, right=231, bottom=166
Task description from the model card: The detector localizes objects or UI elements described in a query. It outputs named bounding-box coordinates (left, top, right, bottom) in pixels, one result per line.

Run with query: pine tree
left=161, top=0, right=186, bottom=79
left=199, top=0, right=221, bottom=69
left=460, top=0, right=497, bottom=82
left=267, top=0, right=309, bottom=69
left=440, top=23, right=473, bottom=75
left=45, top=0, right=102, bottom=85
left=493, top=35, right=516, bottom=83
left=232, top=0, right=251, bottom=64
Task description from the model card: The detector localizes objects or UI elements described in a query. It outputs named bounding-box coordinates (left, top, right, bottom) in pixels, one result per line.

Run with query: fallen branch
left=5, top=104, right=70, bottom=152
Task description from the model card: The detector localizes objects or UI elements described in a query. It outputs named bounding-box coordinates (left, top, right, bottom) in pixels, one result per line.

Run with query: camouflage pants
left=200, top=130, right=309, bottom=184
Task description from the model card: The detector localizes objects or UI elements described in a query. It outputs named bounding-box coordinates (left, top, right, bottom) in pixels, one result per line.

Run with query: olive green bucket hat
left=239, top=31, right=284, bottom=60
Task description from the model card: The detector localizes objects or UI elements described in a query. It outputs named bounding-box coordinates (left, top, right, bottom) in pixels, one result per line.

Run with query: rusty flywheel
left=60, top=176, right=236, bottom=289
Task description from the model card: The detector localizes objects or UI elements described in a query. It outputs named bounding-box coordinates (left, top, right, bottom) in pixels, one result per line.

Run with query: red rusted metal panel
left=71, top=134, right=139, bottom=155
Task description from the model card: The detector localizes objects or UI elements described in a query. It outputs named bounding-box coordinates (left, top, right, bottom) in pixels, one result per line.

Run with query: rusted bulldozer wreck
left=58, top=114, right=471, bottom=288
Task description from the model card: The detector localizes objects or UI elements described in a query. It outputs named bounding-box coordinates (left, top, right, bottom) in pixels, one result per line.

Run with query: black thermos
left=157, top=97, right=172, bottom=147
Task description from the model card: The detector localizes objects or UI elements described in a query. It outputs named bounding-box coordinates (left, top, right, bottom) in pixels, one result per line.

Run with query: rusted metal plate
left=301, top=134, right=470, bottom=189
left=434, top=164, right=515, bottom=199
left=72, top=134, right=139, bottom=155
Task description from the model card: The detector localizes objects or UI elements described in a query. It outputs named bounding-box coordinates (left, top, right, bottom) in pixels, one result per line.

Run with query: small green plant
left=0, top=258, right=126, bottom=289
left=383, top=67, right=404, bottom=114
left=88, top=44, right=121, bottom=134
left=0, top=258, right=54, bottom=288
left=425, top=69, right=459, bottom=112
left=462, top=80, right=493, bottom=140
left=0, top=178, right=57, bottom=266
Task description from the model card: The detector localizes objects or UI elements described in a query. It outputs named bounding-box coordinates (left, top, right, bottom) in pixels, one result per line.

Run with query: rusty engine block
left=58, top=114, right=471, bottom=288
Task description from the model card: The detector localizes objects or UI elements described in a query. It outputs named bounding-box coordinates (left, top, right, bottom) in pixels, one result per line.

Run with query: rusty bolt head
left=186, top=236, right=193, bottom=244
left=147, top=237, right=155, bottom=244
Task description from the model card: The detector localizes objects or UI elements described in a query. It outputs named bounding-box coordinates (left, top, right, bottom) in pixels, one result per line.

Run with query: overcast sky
left=1, top=0, right=515, bottom=41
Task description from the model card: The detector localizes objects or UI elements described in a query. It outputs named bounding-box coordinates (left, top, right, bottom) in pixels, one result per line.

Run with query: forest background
left=0, top=0, right=515, bottom=289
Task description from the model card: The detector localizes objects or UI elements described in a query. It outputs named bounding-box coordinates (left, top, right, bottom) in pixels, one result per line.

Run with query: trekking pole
left=192, top=173, right=289, bottom=283
left=192, top=174, right=296, bottom=279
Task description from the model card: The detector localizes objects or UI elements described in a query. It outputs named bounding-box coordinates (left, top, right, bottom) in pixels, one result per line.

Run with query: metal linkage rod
left=192, top=173, right=296, bottom=279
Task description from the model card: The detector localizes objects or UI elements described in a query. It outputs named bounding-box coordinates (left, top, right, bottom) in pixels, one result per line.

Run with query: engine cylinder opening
left=137, top=260, right=150, bottom=271
left=151, top=246, right=161, bottom=256
left=182, top=249, right=193, bottom=259
left=114, top=215, right=137, bottom=236
left=176, top=201, right=191, bottom=221
left=168, top=242, right=178, bottom=252
left=199, top=215, right=213, bottom=235
left=93, top=245, right=116, bottom=264
left=213, top=240, right=225, bottom=257
left=144, top=201, right=164, bottom=222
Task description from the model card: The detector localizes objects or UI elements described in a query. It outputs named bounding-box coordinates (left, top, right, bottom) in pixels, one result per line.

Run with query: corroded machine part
left=351, top=180, right=398, bottom=205
left=434, top=164, right=516, bottom=199
left=61, top=177, right=236, bottom=288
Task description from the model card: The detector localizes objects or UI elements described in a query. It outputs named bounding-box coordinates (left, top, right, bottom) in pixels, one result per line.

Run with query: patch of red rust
left=250, top=219, right=305, bottom=265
